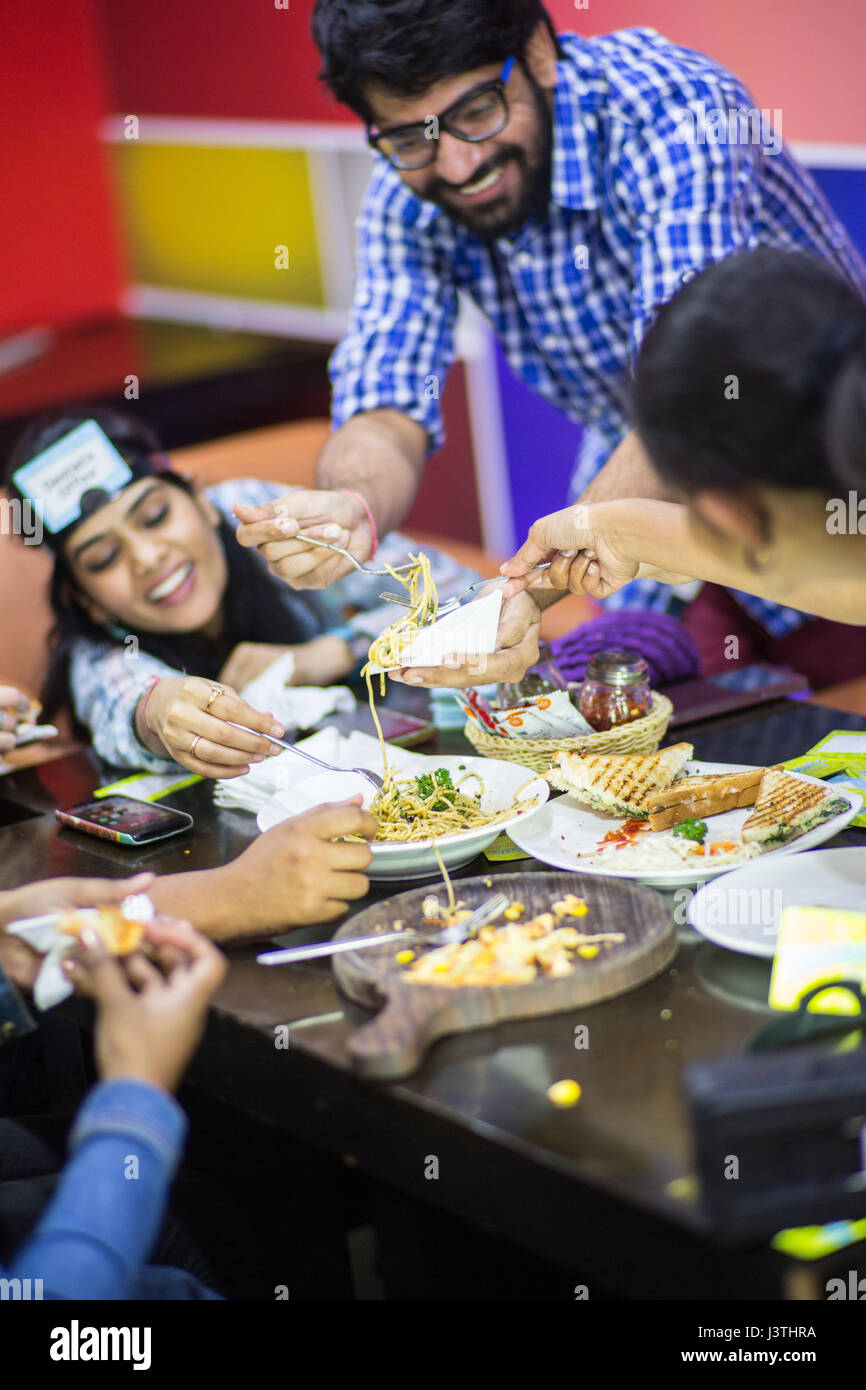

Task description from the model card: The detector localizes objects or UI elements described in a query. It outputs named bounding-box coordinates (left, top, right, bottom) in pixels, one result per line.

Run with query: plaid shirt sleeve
left=617, top=80, right=764, bottom=360
left=329, top=165, right=460, bottom=453
left=69, top=640, right=182, bottom=773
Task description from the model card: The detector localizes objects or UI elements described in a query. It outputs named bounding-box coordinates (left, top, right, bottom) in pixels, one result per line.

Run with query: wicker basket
left=464, top=692, right=674, bottom=774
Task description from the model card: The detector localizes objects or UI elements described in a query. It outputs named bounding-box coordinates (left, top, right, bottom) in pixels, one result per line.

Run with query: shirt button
left=1, top=1021, right=17, bottom=1038
left=680, top=269, right=696, bottom=285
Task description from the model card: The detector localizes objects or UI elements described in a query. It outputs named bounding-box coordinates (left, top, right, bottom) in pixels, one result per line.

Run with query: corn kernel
left=504, top=903, right=525, bottom=920
left=577, top=944, right=599, bottom=959
left=547, top=1079, right=582, bottom=1107
left=395, top=950, right=415, bottom=965
left=571, top=903, right=589, bottom=917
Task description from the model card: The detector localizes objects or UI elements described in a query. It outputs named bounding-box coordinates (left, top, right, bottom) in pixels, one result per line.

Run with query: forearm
left=579, top=429, right=671, bottom=505
left=316, top=410, right=428, bottom=538
left=148, top=866, right=240, bottom=943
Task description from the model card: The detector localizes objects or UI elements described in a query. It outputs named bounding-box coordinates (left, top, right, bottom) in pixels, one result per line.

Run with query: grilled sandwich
left=547, top=742, right=694, bottom=818
left=741, top=769, right=849, bottom=847
left=646, top=768, right=764, bottom=831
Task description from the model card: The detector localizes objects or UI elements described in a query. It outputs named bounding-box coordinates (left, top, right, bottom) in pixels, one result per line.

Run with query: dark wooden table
left=4, top=696, right=866, bottom=1299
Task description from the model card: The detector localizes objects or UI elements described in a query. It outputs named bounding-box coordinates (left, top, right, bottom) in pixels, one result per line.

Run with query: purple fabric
left=549, top=611, right=701, bottom=688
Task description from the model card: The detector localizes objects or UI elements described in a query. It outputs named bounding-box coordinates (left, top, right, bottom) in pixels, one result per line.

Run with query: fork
left=379, top=562, right=552, bottom=616
left=293, top=533, right=416, bottom=579
left=256, top=891, right=510, bottom=965
left=224, top=721, right=384, bottom=794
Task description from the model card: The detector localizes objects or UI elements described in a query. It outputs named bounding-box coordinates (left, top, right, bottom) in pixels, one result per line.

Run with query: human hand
left=141, top=677, right=285, bottom=779
left=234, top=488, right=374, bottom=590
left=500, top=503, right=640, bottom=601
left=213, top=799, right=377, bottom=936
left=389, top=589, right=541, bottom=689
left=64, top=917, right=226, bottom=1093
left=0, top=872, right=156, bottom=931
left=0, top=686, right=33, bottom=753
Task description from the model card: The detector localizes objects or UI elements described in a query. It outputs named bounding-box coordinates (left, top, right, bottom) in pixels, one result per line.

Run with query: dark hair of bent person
left=6, top=407, right=328, bottom=720
left=311, top=0, right=561, bottom=120
left=633, top=247, right=866, bottom=497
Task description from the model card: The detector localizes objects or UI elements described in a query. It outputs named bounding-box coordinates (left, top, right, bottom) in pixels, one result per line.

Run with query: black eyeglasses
left=368, top=56, right=516, bottom=171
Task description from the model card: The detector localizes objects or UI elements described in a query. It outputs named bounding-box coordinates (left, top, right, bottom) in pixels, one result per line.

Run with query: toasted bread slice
left=548, top=742, right=694, bottom=818
left=60, top=906, right=144, bottom=956
left=647, top=768, right=764, bottom=830
left=741, top=769, right=849, bottom=847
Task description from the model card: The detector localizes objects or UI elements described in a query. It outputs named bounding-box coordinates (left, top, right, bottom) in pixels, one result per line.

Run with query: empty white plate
left=687, top=846, right=866, bottom=957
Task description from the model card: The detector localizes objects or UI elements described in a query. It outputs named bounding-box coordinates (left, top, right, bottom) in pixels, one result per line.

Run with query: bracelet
left=341, top=490, right=378, bottom=560
left=139, top=678, right=160, bottom=736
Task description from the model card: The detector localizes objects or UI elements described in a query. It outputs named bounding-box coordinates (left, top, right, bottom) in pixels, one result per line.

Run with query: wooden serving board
left=332, top=870, right=677, bottom=1080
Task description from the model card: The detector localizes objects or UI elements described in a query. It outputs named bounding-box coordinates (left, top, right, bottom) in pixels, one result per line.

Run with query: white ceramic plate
left=507, top=761, right=862, bottom=889
left=258, top=754, right=549, bottom=882
left=688, top=845, right=866, bottom=957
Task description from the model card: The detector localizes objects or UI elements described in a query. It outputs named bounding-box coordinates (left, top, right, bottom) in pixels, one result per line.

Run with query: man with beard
left=235, top=0, right=866, bottom=687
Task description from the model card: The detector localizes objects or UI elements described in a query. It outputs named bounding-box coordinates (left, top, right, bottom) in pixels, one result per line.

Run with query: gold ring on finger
left=205, top=685, right=226, bottom=713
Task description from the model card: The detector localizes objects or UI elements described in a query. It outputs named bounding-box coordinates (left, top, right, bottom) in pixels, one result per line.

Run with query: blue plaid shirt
left=330, top=27, right=866, bottom=637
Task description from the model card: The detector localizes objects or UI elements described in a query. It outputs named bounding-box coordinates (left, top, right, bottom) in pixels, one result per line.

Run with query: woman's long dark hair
left=6, top=407, right=328, bottom=718
left=633, top=247, right=866, bottom=496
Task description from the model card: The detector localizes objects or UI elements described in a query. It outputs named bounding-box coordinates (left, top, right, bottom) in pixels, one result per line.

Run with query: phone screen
left=56, top=796, right=194, bottom=843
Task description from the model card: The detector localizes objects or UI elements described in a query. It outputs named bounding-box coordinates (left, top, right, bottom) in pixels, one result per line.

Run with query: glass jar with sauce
left=577, top=649, right=652, bottom=732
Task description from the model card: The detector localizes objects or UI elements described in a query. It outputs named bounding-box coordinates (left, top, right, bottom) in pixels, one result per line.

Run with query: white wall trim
left=792, top=141, right=866, bottom=170
left=456, top=297, right=514, bottom=556
left=101, top=115, right=367, bottom=152
left=123, top=285, right=349, bottom=341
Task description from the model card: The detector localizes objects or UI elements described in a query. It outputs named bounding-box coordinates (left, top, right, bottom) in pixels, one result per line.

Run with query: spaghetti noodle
left=360, top=551, right=539, bottom=843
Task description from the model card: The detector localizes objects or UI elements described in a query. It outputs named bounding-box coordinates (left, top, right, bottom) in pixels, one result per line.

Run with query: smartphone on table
left=56, top=795, right=194, bottom=846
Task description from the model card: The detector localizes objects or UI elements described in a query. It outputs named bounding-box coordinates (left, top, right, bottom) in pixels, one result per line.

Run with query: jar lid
left=584, top=648, right=649, bottom=688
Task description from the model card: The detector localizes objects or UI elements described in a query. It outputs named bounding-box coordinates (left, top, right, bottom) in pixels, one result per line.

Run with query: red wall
left=0, top=1, right=125, bottom=334
left=96, top=0, right=345, bottom=123
left=96, top=0, right=865, bottom=145
left=549, top=0, right=865, bottom=144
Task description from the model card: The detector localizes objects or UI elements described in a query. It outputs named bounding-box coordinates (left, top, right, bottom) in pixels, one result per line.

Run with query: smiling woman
left=5, top=408, right=478, bottom=777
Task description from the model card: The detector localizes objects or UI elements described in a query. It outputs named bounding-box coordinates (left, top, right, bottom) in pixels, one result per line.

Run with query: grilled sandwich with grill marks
left=741, top=768, right=849, bottom=847
left=547, top=742, right=694, bottom=818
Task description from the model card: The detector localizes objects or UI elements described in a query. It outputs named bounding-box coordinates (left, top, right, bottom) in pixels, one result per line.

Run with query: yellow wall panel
left=112, top=145, right=324, bottom=306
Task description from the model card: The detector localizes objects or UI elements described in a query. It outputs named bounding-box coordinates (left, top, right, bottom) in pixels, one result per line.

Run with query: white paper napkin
left=239, top=656, right=356, bottom=728
left=367, top=587, right=503, bottom=673
left=215, top=728, right=426, bottom=817
left=5, top=894, right=155, bottom=1010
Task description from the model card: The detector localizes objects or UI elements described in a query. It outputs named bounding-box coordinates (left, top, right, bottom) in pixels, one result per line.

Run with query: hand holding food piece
left=234, top=488, right=374, bottom=589
left=0, top=872, right=155, bottom=931
left=0, top=686, right=39, bottom=752
left=64, top=917, right=226, bottom=1094
left=138, top=676, right=285, bottom=778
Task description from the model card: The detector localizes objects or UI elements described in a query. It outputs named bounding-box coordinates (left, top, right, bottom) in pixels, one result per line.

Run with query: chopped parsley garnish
left=415, top=767, right=459, bottom=811
left=671, top=817, right=708, bottom=845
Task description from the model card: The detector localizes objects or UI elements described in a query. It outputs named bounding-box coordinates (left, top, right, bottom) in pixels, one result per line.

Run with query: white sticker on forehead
left=12, top=420, right=134, bottom=535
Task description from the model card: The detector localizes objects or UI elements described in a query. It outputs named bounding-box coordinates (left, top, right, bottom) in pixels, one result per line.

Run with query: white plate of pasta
left=258, top=754, right=549, bottom=881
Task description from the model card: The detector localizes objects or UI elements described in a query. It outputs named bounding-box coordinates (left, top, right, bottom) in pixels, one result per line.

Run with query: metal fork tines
left=256, top=890, right=510, bottom=966
left=223, top=721, right=384, bottom=793
left=294, top=533, right=415, bottom=579
left=379, top=563, right=551, bottom=615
